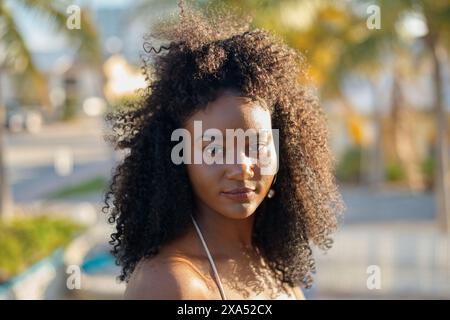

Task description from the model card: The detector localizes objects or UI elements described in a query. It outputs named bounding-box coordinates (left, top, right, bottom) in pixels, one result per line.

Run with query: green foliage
left=385, top=161, right=406, bottom=182
left=0, top=215, right=85, bottom=283
left=336, top=146, right=363, bottom=183
left=109, top=93, right=144, bottom=111
left=421, top=154, right=435, bottom=177
left=61, top=96, right=79, bottom=121
left=421, top=154, right=435, bottom=188
left=45, top=176, right=107, bottom=199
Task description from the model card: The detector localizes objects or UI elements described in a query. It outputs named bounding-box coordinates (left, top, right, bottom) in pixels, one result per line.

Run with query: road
left=5, top=116, right=117, bottom=204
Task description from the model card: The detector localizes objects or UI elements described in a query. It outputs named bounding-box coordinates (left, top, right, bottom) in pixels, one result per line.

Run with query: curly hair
left=103, top=2, right=344, bottom=289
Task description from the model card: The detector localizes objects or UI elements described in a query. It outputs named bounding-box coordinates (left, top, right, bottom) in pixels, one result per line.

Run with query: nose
left=225, top=152, right=255, bottom=180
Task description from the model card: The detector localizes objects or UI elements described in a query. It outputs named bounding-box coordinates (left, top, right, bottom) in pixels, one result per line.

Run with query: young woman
left=103, top=3, right=344, bottom=300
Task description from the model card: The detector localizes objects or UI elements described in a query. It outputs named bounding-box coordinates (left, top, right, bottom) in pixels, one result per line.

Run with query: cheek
left=266, top=144, right=279, bottom=173
left=186, top=164, right=219, bottom=197
left=260, top=174, right=274, bottom=191
left=255, top=175, right=275, bottom=205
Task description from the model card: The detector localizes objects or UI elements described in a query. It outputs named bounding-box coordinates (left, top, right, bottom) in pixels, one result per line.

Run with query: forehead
left=184, top=92, right=272, bottom=132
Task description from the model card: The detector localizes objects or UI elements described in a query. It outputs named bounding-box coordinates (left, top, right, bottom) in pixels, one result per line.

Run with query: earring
left=266, top=174, right=277, bottom=199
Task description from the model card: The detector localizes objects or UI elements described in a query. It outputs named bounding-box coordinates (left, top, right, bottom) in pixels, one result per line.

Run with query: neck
left=192, top=201, right=256, bottom=259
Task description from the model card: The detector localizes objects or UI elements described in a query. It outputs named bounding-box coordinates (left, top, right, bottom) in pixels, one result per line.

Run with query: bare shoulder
left=124, top=254, right=212, bottom=300
left=292, top=285, right=305, bottom=300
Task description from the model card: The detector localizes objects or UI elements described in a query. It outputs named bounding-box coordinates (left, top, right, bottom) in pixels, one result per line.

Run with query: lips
left=223, top=187, right=255, bottom=194
left=221, top=187, right=256, bottom=202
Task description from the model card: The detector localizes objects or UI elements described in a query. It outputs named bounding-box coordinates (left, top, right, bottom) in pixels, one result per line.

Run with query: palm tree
left=419, top=0, right=450, bottom=233
left=370, top=0, right=450, bottom=232
left=0, top=0, right=101, bottom=218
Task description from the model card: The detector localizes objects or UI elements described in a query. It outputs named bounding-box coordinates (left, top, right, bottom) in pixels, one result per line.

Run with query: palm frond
left=0, top=1, right=49, bottom=108
left=14, top=0, right=101, bottom=64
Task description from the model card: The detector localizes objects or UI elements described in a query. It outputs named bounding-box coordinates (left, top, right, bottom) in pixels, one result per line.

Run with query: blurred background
left=0, top=0, right=449, bottom=299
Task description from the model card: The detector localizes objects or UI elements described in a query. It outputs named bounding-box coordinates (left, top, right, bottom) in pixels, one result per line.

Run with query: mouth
left=220, top=187, right=256, bottom=202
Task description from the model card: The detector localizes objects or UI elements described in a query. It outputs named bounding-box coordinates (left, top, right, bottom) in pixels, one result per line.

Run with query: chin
left=219, top=203, right=258, bottom=220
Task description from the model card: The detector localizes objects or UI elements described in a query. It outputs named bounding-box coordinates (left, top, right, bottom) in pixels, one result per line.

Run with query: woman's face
left=183, top=90, right=278, bottom=220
